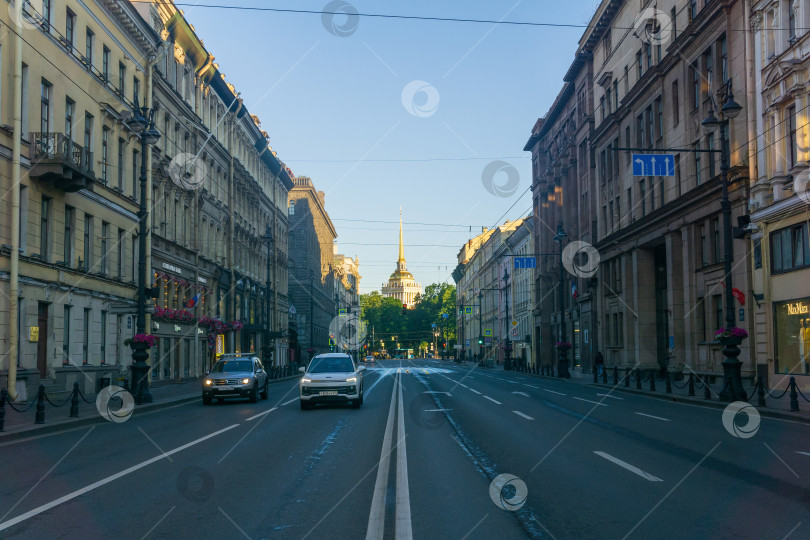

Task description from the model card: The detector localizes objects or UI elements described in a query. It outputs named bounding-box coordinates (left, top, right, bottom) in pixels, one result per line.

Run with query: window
left=636, top=50, right=643, bottom=79
left=627, top=188, right=632, bottom=220
left=691, top=64, right=700, bottom=110
left=646, top=106, right=653, bottom=148
left=613, top=79, right=619, bottom=110
left=64, top=206, right=74, bottom=266
left=63, top=306, right=71, bottom=364
left=675, top=154, right=682, bottom=197
left=636, top=114, right=644, bottom=147
left=700, top=225, right=708, bottom=266
left=83, top=113, right=93, bottom=153
left=65, top=8, right=75, bottom=48
left=703, top=50, right=713, bottom=95
left=644, top=43, right=652, bottom=70
left=134, top=77, right=140, bottom=102
left=719, top=36, right=728, bottom=83
left=132, top=148, right=140, bottom=200
left=40, top=197, right=50, bottom=260
left=696, top=297, right=706, bottom=341
left=605, top=89, right=611, bottom=116
left=713, top=218, right=722, bottom=263
left=640, top=179, right=646, bottom=216
left=789, top=5, right=796, bottom=40
left=42, top=0, right=52, bottom=28
left=624, top=65, right=629, bottom=93
left=288, top=201, right=295, bottom=216
left=694, top=143, right=702, bottom=185
left=132, top=233, right=138, bottom=282
left=21, top=64, right=29, bottom=133
left=671, top=7, right=677, bottom=40
left=83, top=214, right=92, bottom=269
left=100, top=311, right=107, bottom=364
left=707, top=135, right=716, bottom=178
left=102, top=46, right=110, bottom=82
left=64, top=98, right=74, bottom=139
left=713, top=294, right=723, bottom=334
left=83, top=308, right=91, bottom=364
left=85, top=28, right=94, bottom=65
left=600, top=96, right=605, bottom=121
left=118, top=62, right=126, bottom=96
left=118, top=229, right=125, bottom=278
left=655, top=97, right=663, bottom=139
left=690, top=0, right=698, bottom=21
left=788, top=105, right=797, bottom=168
left=101, top=222, right=108, bottom=274
left=754, top=238, right=762, bottom=269
left=40, top=79, right=51, bottom=133
left=117, top=138, right=125, bottom=190
left=625, top=125, right=631, bottom=164
left=101, top=127, right=109, bottom=181
left=772, top=222, right=810, bottom=273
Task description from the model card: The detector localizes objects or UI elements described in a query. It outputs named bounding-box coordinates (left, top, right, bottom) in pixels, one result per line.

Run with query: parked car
left=202, top=354, right=269, bottom=405
left=299, top=353, right=365, bottom=410
left=364, top=355, right=375, bottom=363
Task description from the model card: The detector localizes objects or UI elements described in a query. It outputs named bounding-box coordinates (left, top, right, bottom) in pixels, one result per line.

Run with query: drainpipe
left=227, top=97, right=243, bottom=350
left=7, top=0, right=24, bottom=400
left=145, top=52, right=157, bottom=382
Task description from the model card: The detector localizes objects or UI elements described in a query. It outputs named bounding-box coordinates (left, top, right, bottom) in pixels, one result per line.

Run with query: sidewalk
left=491, top=364, right=810, bottom=424
left=0, top=375, right=302, bottom=441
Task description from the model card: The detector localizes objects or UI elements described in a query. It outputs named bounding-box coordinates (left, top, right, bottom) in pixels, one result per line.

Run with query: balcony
left=29, top=133, right=95, bottom=192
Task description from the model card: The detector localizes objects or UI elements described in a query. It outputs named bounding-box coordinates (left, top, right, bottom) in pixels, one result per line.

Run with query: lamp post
left=261, top=226, right=274, bottom=367
left=503, top=267, right=513, bottom=371
left=701, top=80, right=747, bottom=401
left=125, top=94, right=160, bottom=404
left=478, top=290, right=484, bottom=362
left=309, top=270, right=315, bottom=360
left=553, top=223, right=570, bottom=378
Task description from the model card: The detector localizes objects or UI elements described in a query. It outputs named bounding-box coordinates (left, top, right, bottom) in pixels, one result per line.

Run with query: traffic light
left=347, top=305, right=352, bottom=314
left=402, top=303, right=407, bottom=314
left=478, top=337, right=483, bottom=345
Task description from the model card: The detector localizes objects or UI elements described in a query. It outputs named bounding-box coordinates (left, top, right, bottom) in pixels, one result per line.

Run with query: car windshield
left=211, top=360, right=252, bottom=373
left=308, top=357, right=354, bottom=373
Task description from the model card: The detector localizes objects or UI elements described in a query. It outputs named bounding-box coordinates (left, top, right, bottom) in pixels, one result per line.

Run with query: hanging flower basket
left=124, top=333, right=158, bottom=348
left=715, top=327, right=747, bottom=346
left=556, top=341, right=572, bottom=351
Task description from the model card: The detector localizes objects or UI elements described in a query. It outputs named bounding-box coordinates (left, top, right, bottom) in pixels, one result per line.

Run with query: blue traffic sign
left=632, top=154, right=675, bottom=177
left=514, top=256, right=536, bottom=269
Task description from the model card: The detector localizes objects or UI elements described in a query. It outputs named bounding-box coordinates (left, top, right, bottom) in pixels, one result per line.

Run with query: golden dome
left=389, top=269, right=415, bottom=282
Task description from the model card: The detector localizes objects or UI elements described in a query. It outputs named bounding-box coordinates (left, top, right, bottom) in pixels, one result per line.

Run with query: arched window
left=288, top=200, right=295, bottom=216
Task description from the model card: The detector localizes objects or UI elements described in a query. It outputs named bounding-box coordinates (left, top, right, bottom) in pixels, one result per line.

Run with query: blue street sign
left=465, top=339, right=470, bottom=346
left=442, top=313, right=449, bottom=319
left=514, top=256, right=536, bottom=269
left=632, top=154, right=675, bottom=177
left=465, top=307, right=472, bottom=314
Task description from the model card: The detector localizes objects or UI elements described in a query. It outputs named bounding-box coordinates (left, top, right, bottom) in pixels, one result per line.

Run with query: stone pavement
left=0, top=375, right=302, bottom=440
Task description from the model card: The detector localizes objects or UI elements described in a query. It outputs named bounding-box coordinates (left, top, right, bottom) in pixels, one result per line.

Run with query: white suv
left=299, top=353, right=365, bottom=410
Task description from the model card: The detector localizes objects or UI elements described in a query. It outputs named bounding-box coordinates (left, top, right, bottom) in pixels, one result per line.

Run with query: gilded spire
left=398, top=208, right=405, bottom=263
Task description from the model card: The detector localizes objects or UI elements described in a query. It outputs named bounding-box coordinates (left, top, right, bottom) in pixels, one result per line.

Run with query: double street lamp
left=503, top=267, right=513, bottom=371
left=261, top=226, right=274, bottom=366
left=126, top=94, right=161, bottom=404
left=701, top=81, right=747, bottom=402
left=553, top=223, right=570, bottom=378
left=477, top=290, right=484, bottom=362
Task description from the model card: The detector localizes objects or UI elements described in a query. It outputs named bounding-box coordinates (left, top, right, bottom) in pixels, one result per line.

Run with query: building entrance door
left=654, top=246, right=669, bottom=373
left=37, top=302, right=49, bottom=378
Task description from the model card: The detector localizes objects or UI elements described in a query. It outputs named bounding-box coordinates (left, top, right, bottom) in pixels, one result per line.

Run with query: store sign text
left=787, top=302, right=809, bottom=316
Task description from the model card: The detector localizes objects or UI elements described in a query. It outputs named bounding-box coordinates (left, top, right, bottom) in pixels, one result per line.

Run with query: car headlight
left=205, top=379, right=213, bottom=386
left=301, top=377, right=312, bottom=383
left=345, top=376, right=357, bottom=383
left=242, top=378, right=250, bottom=385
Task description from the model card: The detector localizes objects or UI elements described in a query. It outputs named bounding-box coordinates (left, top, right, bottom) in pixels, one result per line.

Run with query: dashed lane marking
left=512, top=411, right=534, bottom=420
left=634, top=412, right=671, bottom=422
left=246, top=407, right=278, bottom=421
left=573, top=397, right=608, bottom=406
left=543, top=389, right=566, bottom=396
left=483, top=396, right=502, bottom=405
left=593, top=451, right=662, bottom=481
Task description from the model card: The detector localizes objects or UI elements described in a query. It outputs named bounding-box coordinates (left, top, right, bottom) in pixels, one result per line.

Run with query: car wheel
left=249, top=383, right=258, bottom=403
left=352, top=393, right=363, bottom=408
left=260, top=381, right=269, bottom=400
left=216, top=398, right=224, bottom=403
left=202, top=395, right=212, bottom=406
left=300, top=400, right=309, bottom=410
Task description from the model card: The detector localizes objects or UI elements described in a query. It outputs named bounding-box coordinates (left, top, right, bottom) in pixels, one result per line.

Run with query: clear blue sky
left=182, top=1, right=601, bottom=292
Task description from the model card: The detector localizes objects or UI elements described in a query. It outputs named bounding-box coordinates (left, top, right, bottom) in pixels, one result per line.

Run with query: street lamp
left=261, top=226, right=274, bottom=367
left=309, top=270, right=315, bottom=360
left=553, top=223, right=570, bottom=378
left=701, top=80, right=747, bottom=401
left=126, top=93, right=160, bottom=404
left=503, top=267, right=513, bottom=371
left=477, top=290, right=484, bottom=363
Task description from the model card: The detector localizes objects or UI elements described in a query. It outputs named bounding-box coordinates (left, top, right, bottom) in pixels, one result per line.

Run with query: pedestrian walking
left=595, top=351, right=604, bottom=377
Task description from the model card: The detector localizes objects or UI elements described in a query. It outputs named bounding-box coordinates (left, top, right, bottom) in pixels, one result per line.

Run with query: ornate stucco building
left=381, top=215, right=422, bottom=307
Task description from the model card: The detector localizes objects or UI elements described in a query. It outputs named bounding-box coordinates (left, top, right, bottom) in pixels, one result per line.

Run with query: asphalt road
left=0, top=359, right=808, bottom=539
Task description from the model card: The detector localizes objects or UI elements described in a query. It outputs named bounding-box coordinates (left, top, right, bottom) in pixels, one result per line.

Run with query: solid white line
left=469, top=388, right=482, bottom=395
left=512, top=411, right=534, bottom=420
left=634, top=412, right=671, bottom=422
left=458, top=383, right=468, bottom=388
left=365, top=373, right=398, bottom=540
left=246, top=407, right=278, bottom=421
left=797, top=451, right=810, bottom=457
left=593, top=451, right=663, bottom=482
left=395, top=376, right=413, bottom=540
left=483, top=396, right=502, bottom=405
left=281, top=397, right=299, bottom=406
left=543, top=389, right=566, bottom=396
left=597, top=393, right=624, bottom=400
left=0, top=424, right=240, bottom=532
left=573, top=397, right=607, bottom=406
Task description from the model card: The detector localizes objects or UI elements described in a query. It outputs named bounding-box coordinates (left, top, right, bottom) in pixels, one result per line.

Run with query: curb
left=0, top=374, right=302, bottom=442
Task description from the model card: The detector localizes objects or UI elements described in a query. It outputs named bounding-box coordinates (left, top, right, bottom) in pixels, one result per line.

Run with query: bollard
left=757, top=378, right=766, bottom=408
left=0, top=388, right=6, bottom=431
left=35, top=385, right=46, bottom=424
left=625, top=367, right=630, bottom=388
left=704, top=377, right=711, bottom=400
left=688, top=373, right=695, bottom=396
left=636, top=369, right=642, bottom=390
left=70, top=381, right=79, bottom=418
left=789, top=377, right=799, bottom=412
left=665, top=371, right=672, bottom=394
left=601, top=366, right=608, bottom=384
left=613, top=366, right=619, bottom=386
left=649, top=372, right=656, bottom=392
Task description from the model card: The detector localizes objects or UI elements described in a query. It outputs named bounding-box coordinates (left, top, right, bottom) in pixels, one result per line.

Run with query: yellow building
left=382, top=213, right=422, bottom=307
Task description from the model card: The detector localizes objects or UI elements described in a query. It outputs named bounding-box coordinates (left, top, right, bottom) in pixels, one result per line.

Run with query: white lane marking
left=597, top=393, right=624, bottom=400
left=246, top=407, right=278, bottom=421
left=593, top=451, right=663, bottom=482
left=797, top=451, right=810, bottom=457
left=365, top=373, right=399, bottom=540
left=511, top=391, right=529, bottom=397
left=281, top=397, right=298, bottom=406
left=513, top=411, right=534, bottom=420
left=573, top=397, right=608, bottom=406
left=0, top=424, right=240, bottom=532
left=543, top=389, right=566, bottom=396
left=634, top=412, right=671, bottom=422
left=363, top=370, right=391, bottom=399
left=423, top=391, right=452, bottom=396
left=395, top=375, right=413, bottom=540
left=458, top=383, right=468, bottom=388
left=506, top=381, right=518, bottom=384
left=483, top=396, right=502, bottom=405
left=524, top=384, right=539, bottom=389
left=469, top=388, right=482, bottom=395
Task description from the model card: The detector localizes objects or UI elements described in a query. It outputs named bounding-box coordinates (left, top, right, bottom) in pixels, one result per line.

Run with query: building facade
left=381, top=214, right=422, bottom=307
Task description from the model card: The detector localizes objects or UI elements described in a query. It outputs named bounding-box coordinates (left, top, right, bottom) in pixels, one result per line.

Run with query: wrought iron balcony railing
left=29, top=133, right=95, bottom=192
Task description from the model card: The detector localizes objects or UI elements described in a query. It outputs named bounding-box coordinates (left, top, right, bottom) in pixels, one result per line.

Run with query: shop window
left=773, top=297, right=810, bottom=375
left=772, top=222, right=810, bottom=274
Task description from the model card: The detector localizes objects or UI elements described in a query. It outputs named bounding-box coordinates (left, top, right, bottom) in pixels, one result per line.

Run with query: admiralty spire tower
left=381, top=211, right=422, bottom=308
